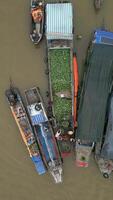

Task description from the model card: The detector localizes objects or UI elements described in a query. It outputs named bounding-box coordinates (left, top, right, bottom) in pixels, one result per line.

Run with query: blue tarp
left=93, top=30, right=113, bottom=46
left=35, top=126, right=50, bottom=162
left=31, top=155, right=46, bottom=175
left=41, top=126, right=56, bottom=160
left=35, top=125, right=56, bottom=163
left=31, top=112, right=47, bottom=125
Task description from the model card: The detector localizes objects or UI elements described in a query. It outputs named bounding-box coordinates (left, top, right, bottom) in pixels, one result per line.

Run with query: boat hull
left=30, top=0, right=44, bottom=44
left=5, top=87, right=46, bottom=175
left=24, top=87, right=63, bottom=183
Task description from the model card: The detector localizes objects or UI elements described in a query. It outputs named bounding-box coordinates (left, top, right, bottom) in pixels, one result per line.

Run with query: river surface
left=0, top=0, right=113, bottom=199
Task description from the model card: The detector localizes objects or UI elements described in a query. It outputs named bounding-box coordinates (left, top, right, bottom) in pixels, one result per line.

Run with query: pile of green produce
left=48, top=48, right=72, bottom=129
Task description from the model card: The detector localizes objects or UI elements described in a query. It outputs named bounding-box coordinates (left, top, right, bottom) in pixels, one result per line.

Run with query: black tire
left=35, top=104, right=41, bottom=111
left=103, top=173, right=109, bottom=179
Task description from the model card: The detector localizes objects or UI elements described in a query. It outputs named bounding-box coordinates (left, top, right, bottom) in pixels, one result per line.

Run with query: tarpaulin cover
left=76, top=43, right=113, bottom=142
left=31, top=155, right=46, bottom=174
left=101, top=93, right=113, bottom=159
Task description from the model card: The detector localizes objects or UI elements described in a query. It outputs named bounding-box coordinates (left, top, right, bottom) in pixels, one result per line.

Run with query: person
left=31, top=29, right=39, bottom=42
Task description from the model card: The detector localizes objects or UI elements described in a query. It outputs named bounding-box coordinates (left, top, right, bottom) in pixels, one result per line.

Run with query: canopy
left=76, top=30, right=113, bottom=142
left=46, top=3, right=73, bottom=40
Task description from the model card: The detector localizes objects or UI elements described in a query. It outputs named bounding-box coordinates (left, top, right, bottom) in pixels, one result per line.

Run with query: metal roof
left=27, top=103, right=48, bottom=126
left=46, top=3, right=73, bottom=40
left=76, top=44, right=113, bottom=142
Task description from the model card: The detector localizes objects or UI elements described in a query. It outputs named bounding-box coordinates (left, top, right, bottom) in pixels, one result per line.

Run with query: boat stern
left=5, top=88, right=19, bottom=106
left=48, top=161, right=63, bottom=184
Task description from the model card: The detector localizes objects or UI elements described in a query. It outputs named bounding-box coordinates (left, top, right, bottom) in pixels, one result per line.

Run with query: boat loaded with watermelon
left=24, top=87, right=63, bottom=183
left=5, top=85, right=46, bottom=175
left=45, top=2, right=79, bottom=157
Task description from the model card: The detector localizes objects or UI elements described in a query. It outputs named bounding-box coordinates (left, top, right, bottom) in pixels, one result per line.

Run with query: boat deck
left=25, top=87, right=40, bottom=105
left=77, top=42, right=113, bottom=142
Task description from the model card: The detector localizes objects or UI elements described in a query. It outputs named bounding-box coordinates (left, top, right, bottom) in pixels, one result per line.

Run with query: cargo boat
left=76, top=29, right=113, bottom=167
left=24, top=87, right=63, bottom=183
left=5, top=86, right=46, bottom=175
left=30, top=0, right=44, bottom=44
left=45, top=2, right=75, bottom=157
left=95, top=90, right=113, bottom=178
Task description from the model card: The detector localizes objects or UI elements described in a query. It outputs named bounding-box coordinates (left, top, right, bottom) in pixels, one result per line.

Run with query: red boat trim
left=73, top=53, right=79, bottom=128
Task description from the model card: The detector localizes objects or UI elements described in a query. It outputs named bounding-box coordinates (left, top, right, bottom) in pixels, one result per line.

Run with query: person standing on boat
left=31, top=29, right=39, bottom=42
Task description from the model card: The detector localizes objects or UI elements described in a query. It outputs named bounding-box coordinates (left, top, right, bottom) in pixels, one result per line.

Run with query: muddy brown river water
left=0, top=0, right=113, bottom=199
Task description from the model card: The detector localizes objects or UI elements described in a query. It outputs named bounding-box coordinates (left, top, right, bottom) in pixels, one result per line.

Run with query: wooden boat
left=73, top=52, right=79, bottom=128
left=95, top=156, right=113, bottom=178
left=24, top=87, right=63, bottom=183
left=5, top=86, right=46, bottom=175
left=47, top=48, right=74, bottom=158
left=94, top=0, right=103, bottom=11
left=76, top=29, right=113, bottom=167
left=95, top=91, right=113, bottom=178
left=30, top=0, right=44, bottom=44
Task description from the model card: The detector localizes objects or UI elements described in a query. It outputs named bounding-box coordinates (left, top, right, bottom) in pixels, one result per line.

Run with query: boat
left=95, top=91, right=113, bottom=178
left=24, top=87, right=63, bottom=183
left=5, top=86, right=46, bottom=175
left=76, top=29, right=113, bottom=166
left=47, top=47, right=74, bottom=158
left=45, top=2, right=74, bottom=158
left=73, top=52, right=79, bottom=128
left=30, top=0, right=44, bottom=44
left=94, top=0, right=104, bottom=11
left=95, top=156, right=113, bottom=178
left=76, top=141, right=94, bottom=167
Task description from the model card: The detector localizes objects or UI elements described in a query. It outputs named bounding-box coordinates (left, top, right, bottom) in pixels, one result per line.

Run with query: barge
left=24, top=87, right=63, bottom=183
left=5, top=86, right=46, bottom=175
left=76, top=29, right=113, bottom=167
left=45, top=2, right=75, bottom=157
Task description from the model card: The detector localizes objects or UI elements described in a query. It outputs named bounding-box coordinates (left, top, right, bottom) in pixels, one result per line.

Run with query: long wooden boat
left=5, top=86, right=46, bottom=175
left=45, top=2, right=74, bottom=157
left=24, top=87, right=63, bottom=183
left=30, top=0, right=44, bottom=44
